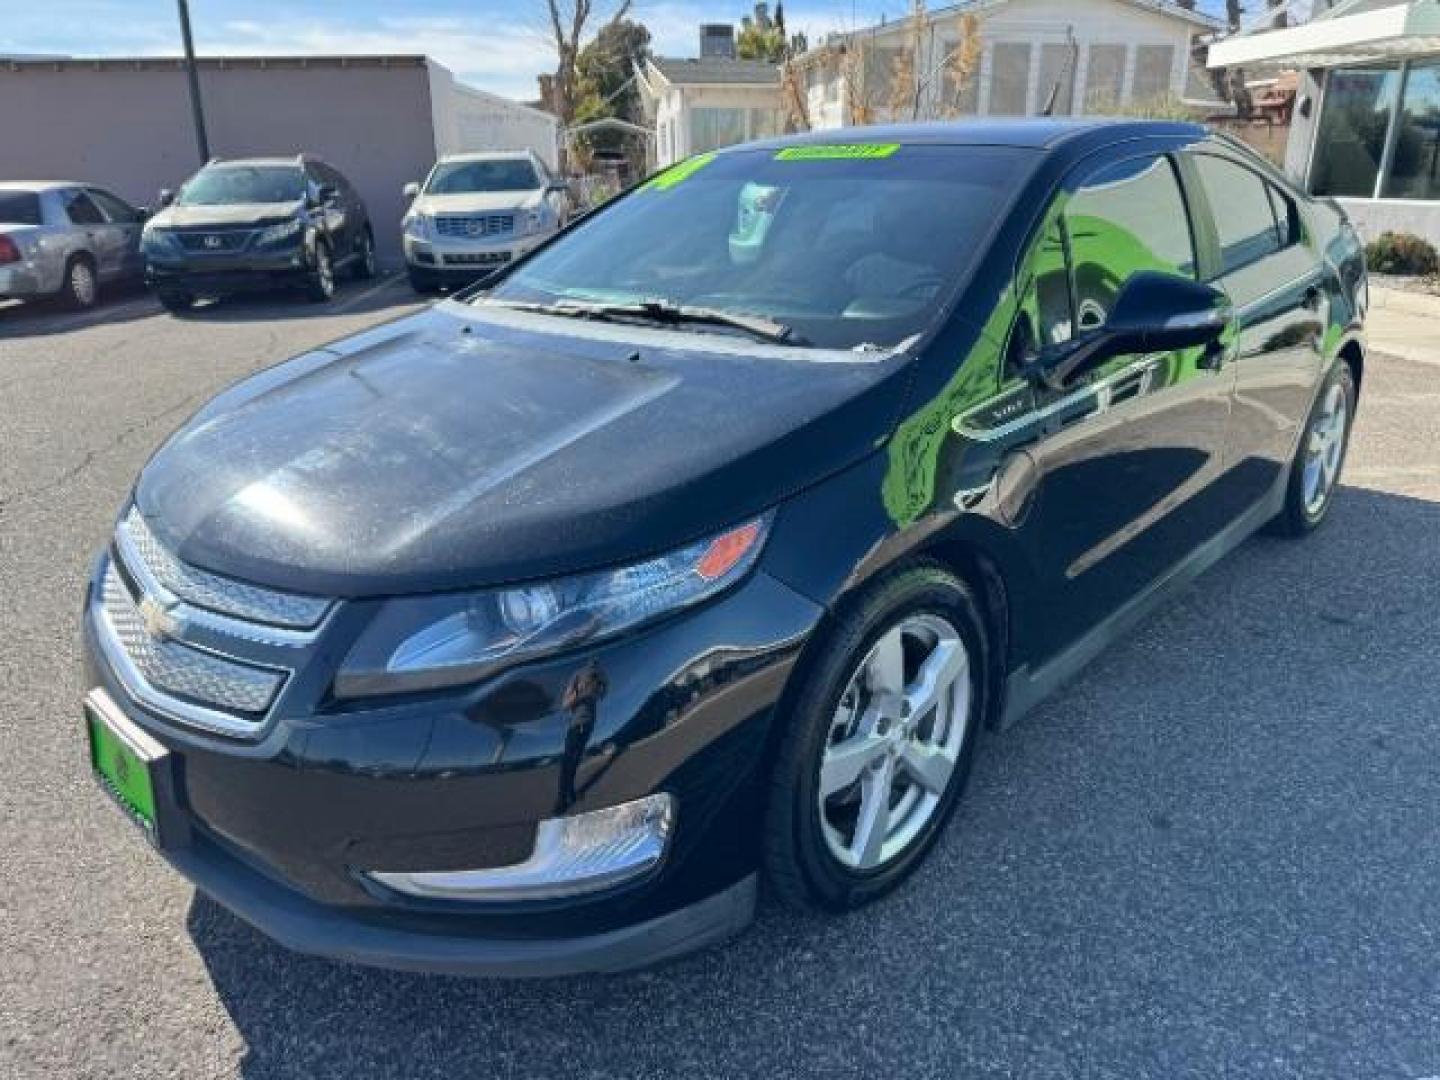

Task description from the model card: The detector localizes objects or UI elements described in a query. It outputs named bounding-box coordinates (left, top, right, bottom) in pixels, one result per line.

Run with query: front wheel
left=763, top=564, right=988, bottom=911
left=352, top=228, right=377, bottom=280
left=1271, top=361, right=1356, bottom=536
left=305, top=242, right=336, bottom=302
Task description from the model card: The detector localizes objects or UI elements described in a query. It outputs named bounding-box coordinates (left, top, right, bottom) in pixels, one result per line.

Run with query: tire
left=304, top=242, right=336, bottom=303
left=352, top=228, right=377, bottom=281
left=763, top=563, right=990, bottom=912
left=156, top=289, right=195, bottom=314
left=1270, top=360, right=1356, bottom=537
left=61, top=255, right=99, bottom=310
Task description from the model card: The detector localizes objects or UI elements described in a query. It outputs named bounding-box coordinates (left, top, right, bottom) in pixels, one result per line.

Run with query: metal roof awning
left=1209, top=1, right=1440, bottom=69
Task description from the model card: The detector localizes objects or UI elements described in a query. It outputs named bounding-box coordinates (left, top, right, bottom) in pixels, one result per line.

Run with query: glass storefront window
left=1310, top=67, right=1400, bottom=198
left=1383, top=60, right=1440, bottom=199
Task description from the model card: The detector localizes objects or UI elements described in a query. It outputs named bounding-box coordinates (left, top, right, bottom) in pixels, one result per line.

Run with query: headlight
left=403, top=212, right=430, bottom=240
left=336, top=515, right=772, bottom=698
left=141, top=225, right=175, bottom=252
left=525, top=208, right=548, bottom=234
left=256, top=218, right=304, bottom=246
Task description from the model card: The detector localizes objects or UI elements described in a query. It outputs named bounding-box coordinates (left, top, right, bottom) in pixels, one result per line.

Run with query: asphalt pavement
left=2, top=282, right=1438, bottom=1079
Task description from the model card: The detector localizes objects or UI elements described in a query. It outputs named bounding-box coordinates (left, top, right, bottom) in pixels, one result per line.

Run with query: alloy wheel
left=69, top=261, right=97, bottom=307
left=818, top=613, right=971, bottom=871
left=1302, top=380, right=1348, bottom=515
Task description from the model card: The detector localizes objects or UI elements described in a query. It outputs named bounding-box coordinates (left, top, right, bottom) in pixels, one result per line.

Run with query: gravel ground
left=2, top=285, right=1438, bottom=1080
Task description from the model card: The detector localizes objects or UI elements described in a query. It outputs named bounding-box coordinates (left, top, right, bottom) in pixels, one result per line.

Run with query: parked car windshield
left=178, top=166, right=306, bottom=206
left=484, top=144, right=1034, bottom=350
left=427, top=160, right=540, bottom=194
left=0, top=192, right=43, bottom=225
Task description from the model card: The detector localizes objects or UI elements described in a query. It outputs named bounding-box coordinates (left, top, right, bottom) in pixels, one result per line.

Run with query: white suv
left=401, top=150, right=568, bottom=293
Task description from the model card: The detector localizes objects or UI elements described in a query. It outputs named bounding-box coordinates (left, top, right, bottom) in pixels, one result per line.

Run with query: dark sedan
left=81, top=120, right=1366, bottom=976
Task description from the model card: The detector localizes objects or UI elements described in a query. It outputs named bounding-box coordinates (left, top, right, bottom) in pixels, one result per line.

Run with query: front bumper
left=81, top=555, right=821, bottom=974
left=403, top=231, right=550, bottom=285
left=145, top=246, right=313, bottom=295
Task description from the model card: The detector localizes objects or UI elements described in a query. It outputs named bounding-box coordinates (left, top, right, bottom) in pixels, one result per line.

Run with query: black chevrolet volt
left=83, top=120, right=1367, bottom=976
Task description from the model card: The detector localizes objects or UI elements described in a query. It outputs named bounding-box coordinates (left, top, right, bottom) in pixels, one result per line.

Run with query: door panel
left=1001, top=153, right=1236, bottom=662
left=1186, top=153, right=1325, bottom=507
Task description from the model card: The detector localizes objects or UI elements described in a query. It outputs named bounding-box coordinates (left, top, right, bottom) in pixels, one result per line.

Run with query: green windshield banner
left=775, top=144, right=901, bottom=161
left=643, top=152, right=718, bottom=191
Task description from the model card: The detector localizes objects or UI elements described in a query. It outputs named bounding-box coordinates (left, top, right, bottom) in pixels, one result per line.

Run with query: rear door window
left=1062, top=155, right=1197, bottom=331
left=1190, top=154, right=1287, bottom=275
left=63, top=190, right=107, bottom=225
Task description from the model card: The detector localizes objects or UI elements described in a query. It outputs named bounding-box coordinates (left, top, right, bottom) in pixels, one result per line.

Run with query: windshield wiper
left=484, top=297, right=807, bottom=346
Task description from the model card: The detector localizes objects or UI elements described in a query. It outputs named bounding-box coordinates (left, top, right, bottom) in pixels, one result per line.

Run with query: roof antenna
left=1039, top=28, right=1078, bottom=117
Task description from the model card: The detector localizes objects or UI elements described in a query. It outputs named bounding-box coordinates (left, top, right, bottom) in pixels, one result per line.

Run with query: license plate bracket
left=85, top=689, right=189, bottom=849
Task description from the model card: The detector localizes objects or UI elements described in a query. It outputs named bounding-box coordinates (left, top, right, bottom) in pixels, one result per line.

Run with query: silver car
left=400, top=150, right=569, bottom=293
left=0, top=182, right=146, bottom=309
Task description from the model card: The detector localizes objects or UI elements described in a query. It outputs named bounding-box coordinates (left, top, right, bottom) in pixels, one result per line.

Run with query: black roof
left=743, top=118, right=1207, bottom=154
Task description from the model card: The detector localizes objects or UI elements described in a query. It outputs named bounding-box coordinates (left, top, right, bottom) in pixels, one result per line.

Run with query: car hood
left=150, top=201, right=303, bottom=229
left=134, top=302, right=913, bottom=596
left=413, top=191, right=543, bottom=216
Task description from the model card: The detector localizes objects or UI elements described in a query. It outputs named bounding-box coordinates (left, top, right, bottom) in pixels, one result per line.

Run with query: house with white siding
left=797, top=0, right=1224, bottom=128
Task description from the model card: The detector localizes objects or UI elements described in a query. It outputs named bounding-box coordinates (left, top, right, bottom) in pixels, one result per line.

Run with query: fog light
left=367, top=793, right=674, bottom=902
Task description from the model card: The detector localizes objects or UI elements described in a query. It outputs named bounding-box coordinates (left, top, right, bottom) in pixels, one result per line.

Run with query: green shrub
left=1365, top=231, right=1440, bottom=276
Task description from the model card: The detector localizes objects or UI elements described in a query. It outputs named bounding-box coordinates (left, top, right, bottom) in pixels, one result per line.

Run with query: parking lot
left=2, top=287, right=1439, bottom=1079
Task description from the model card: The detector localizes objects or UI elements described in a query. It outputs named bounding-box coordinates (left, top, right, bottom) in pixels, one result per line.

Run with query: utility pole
left=176, top=0, right=210, bottom=162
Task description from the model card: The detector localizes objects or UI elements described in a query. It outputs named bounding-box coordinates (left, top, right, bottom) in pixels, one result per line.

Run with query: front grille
left=99, top=563, right=284, bottom=716
left=94, top=511, right=334, bottom=737
left=175, top=229, right=253, bottom=253
left=442, top=252, right=511, bottom=267
left=119, top=510, right=328, bottom=629
left=434, top=214, right=515, bottom=239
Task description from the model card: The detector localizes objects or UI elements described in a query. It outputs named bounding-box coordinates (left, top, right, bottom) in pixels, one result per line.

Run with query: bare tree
left=542, top=0, right=633, bottom=125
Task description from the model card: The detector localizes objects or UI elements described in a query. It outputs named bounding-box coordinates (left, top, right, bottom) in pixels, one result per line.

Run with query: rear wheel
left=1272, top=361, right=1356, bottom=536
left=763, top=565, right=988, bottom=911
left=305, top=242, right=336, bottom=302
left=61, top=256, right=98, bottom=310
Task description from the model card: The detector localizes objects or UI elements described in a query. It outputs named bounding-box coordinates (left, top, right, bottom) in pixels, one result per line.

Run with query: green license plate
left=86, top=693, right=164, bottom=832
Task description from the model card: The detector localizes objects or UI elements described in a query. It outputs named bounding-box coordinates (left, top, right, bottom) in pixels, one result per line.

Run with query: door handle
left=1302, top=285, right=1322, bottom=310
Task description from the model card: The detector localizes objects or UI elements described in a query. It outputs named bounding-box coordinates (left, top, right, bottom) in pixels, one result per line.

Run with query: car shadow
left=161, top=271, right=418, bottom=324
left=186, top=484, right=1440, bottom=1079
left=0, top=279, right=156, bottom=340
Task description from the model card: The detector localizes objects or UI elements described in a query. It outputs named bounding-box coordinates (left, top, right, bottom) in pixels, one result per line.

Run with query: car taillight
left=0, top=235, right=20, bottom=265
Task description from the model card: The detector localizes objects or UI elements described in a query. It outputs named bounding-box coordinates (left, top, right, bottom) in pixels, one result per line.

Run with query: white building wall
left=652, top=83, right=783, bottom=166
left=427, top=62, right=560, bottom=169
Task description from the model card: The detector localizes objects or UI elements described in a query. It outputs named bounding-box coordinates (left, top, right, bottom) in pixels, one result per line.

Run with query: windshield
left=427, top=159, right=540, bottom=195
left=0, top=192, right=42, bottom=225
left=179, top=166, right=306, bottom=206
left=484, top=144, right=1034, bottom=350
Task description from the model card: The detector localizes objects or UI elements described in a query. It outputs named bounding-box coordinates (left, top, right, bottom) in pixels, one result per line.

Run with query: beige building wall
left=0, top=57, right=442, bottom=260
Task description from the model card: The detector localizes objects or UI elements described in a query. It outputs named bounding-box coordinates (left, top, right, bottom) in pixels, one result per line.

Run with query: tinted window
left=179, top=166, right=306, bottom=206
left=427, top=160, right=540, bottom=194
left=1192, top=154, right=1283, bottom=275
left=1383, top=60, right=1440, bottom=199
left=87, top=188, right=139, bottom=223
left=1063, top=155, right=1195, bottom=331
left=1310, top=67, right=1399, bottom=198
left=63, top=190, right=106, bottom=225
left=0, top=192, right=42, bottom=225
left=487, top=145, right=1035, bottom=351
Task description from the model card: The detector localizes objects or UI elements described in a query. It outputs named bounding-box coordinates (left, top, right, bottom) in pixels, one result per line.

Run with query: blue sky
left=2, top=0, right=1226, bottom=102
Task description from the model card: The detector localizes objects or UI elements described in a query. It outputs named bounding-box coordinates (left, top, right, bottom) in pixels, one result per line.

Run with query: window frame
left=85, top=187, right=141, bottom=224
left=62, top=188, right=106, bottom=226
left=1003, top=149, right=1201, bottom=379
left=1184, top=148, right=1303, bottom=281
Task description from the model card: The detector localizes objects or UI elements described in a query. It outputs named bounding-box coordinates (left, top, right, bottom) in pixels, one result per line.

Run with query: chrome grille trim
left=119, top=509, right=330, bottom=630
left=96, top=561, right=286, bottom=736
left=434, top=213, right=515, bottom=239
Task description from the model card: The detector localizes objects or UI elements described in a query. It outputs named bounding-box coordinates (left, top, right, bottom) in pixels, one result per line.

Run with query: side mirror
left=1032, top=271, right=1230, bottom=391
left=402, top=181, right=421, bottom=199
left=157, top=188, right=175, bottom=208
left=546, top=180, right=568, bottom=195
